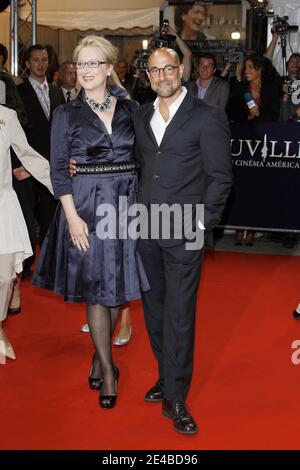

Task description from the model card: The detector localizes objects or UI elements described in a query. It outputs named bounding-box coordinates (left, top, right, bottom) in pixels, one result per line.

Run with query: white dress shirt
left=150, top=86, right=187, bottom=146
left=61, top=86, right=78, bottom=103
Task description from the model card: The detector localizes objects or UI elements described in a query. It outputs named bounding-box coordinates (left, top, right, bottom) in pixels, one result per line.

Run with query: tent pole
left=10, top=0, right=37, bottom=77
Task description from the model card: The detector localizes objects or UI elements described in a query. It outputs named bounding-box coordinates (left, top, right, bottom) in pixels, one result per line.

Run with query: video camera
left=224, top=45, right=244, bottom=64
left=137, top=51, right=149, bottom=72
left=152, top=19, right=176, bottom=50
left=286, top=80, right=300, bottom=96
left=137, top=19, right=176, bottom=71
left=271, top=15, right=298, bottom=36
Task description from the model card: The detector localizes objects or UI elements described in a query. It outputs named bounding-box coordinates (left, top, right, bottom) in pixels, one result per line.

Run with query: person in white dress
left=0, top=105, right=52, bottom=361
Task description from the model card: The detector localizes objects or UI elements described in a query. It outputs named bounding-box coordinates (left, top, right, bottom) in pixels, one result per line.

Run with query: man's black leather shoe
left=162, top=399, right=198, bottom=435
left=144, top=380, right=163, bottom=402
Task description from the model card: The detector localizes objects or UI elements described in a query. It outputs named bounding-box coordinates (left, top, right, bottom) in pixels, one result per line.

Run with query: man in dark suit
left=18, top=44, right=64, bottom=245
left=185, top=53, right=229, bottom=110
left=59, top=61, right=79, bottom=103
left=134, top=48, right=233, bottom=435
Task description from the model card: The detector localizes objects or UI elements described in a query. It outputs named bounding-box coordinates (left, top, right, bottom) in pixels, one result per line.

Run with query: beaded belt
left=76, top=161, right=136, bottom=174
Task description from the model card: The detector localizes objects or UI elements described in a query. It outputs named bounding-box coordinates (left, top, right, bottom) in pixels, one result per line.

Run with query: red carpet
left=1, top=250, right=300, bottom=450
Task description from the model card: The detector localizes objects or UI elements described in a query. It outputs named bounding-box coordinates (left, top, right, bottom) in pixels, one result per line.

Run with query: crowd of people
left=0, top=19, right=299, bottom=435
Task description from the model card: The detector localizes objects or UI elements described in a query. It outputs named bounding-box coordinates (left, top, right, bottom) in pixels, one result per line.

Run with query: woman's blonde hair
left=73, top=35, right=127, bottom=94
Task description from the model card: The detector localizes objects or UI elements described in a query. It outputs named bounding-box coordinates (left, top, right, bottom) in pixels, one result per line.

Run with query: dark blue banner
left=221, top=121, right=300, bottom=231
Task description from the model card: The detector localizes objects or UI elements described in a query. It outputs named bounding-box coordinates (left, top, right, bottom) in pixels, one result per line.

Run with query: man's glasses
left=148, top=64, right=180, bottom=77
left=76, top=60, right=106, bottom=69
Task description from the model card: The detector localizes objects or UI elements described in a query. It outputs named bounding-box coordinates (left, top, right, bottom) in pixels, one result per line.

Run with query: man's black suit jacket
left=134, top=93, right=233, bottom=247
left=18, top=80, right=64, bottom=160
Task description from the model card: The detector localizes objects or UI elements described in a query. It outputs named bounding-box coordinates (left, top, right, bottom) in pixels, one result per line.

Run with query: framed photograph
left=164, top=1, right=246, bottom=69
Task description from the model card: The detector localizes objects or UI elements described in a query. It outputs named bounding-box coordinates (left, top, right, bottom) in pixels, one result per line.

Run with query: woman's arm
left=51, top=106, right=89, bottom=251
left=8, top=109, right=53, bottom=194
left=60, top=195, right=89, bottom=252
left=168, top=25, right=192, bottom=82
left=50, top=106, right=74, bottom=200
left=220, top=62, right=232, bottom=79
left=264, top=29, right=278, bottom=61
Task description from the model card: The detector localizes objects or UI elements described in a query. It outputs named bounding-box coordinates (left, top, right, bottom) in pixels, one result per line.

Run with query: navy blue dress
left=32, top=90, right=149, bottom=305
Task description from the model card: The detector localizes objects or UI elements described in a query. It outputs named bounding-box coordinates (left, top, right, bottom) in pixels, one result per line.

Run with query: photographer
left=129, top=55, right=156, bottom=105
left=264, top=20, right=300, bottom=76
left=278, top=57, right=300, bottom=249
left=265, top=26, right=300, bottom=121
left=265, top=23, right=300, bottom=74
left=219, top=47, right=246, bottom=83
left=280, top=54, right=300, bottom=121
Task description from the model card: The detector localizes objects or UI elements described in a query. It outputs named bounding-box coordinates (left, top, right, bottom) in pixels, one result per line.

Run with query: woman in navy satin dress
left=32, top=35, right=149, bottom=408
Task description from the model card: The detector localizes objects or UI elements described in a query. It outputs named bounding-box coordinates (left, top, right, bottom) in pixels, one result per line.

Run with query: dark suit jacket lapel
left=26, top=81, right=47, bottom=118
left=142, top=103, right=158, bottom=148
left=159, top=93, right=193, bottom=147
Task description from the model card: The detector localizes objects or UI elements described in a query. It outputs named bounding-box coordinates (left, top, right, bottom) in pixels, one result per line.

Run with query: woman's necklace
left=85, top=90, right=112, bottom=112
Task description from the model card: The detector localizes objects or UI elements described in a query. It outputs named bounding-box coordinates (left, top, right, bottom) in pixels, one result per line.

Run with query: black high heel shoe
left=88, top=353, right=103, bottom=391
left=89, top=375, right=103, bottom=391
left=99, top=366, right=119, bottom=409
left=7, top=306, right=22, bottom=315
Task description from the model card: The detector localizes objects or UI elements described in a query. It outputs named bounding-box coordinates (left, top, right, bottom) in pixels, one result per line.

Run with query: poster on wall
left=164, top=1, right=247, bottom=71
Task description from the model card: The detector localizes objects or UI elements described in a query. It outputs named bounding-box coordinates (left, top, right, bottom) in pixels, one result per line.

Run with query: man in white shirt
left=134, top=48, right=233, bottom=435
left=59, top=61, right=78, bottom=102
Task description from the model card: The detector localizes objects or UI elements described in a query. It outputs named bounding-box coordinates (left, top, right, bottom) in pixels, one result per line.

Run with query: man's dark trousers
left=140, top=237, right=203, bottom=402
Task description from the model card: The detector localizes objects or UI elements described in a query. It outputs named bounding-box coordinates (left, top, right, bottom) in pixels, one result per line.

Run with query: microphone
left=244, top=91, right=257, bottom=109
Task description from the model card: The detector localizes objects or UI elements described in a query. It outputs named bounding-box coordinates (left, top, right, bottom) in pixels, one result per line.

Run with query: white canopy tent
left=19, top=0, right=162, bottom=31
left=1, top=0, right=300, bottom=71
left=0, top=0, right=162, bottom=65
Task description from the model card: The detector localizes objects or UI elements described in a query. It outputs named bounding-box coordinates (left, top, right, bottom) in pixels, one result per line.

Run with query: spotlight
left=248, top=0, right=268, bottom=5
left=231, top=31, right=241, bottom=40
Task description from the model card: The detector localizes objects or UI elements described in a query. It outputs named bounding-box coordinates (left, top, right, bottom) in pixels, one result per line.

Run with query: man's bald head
left=148, top=48, right=180, bottom=68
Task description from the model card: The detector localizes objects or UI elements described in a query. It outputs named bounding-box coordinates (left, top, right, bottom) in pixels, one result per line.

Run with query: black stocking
left=86, top=303, right=120, bottom=395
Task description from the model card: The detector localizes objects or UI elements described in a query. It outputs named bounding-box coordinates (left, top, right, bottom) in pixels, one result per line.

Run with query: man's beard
left=154, top=80, right=181, bottom=98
